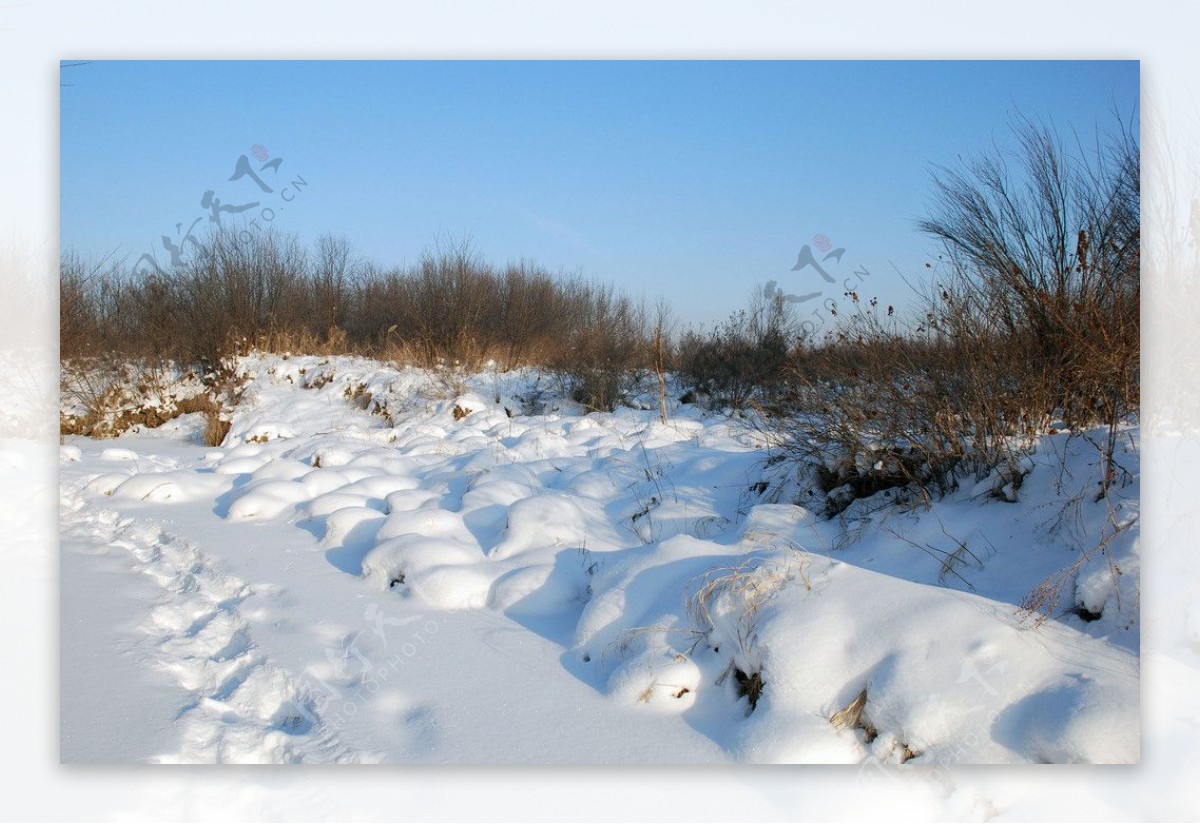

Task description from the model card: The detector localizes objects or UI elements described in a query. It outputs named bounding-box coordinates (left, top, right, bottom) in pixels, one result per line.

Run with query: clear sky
left=60, top=60, right=1139, bottom=330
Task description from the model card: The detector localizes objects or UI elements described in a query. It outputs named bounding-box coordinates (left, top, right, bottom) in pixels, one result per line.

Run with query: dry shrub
left=549, top=283, right=649, bottom=412
left=777, top=301, right=1041, bottom=513
left=677, top=289, right=798, bottom=411
left=175, top=392, right=232, bottom=447
left=771, top=115, right=1138, bottom=511
left=62, top=231, right=660, bottom=406
left=60, top=359, right=178, bottom=438
left=60, top=354, right=246, bottom=443
left=918, top=114, right=1138, bottom=485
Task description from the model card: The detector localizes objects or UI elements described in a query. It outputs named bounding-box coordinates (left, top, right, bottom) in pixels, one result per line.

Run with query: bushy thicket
left=676, top=289, right=799, bottom=411
left=61, top=232, right=659, bottom=383
left=548, top=284, right=651, bottom=412
left=774, top=118, right=1139, bottom=509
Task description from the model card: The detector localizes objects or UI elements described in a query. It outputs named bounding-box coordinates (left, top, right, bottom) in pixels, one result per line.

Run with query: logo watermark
left=853, top=655, right=1038, bottom=785
left=765, top=233, right=874, bottom=337
left=282, top=601, right=438, bottom=733
left=133, top=145, right=309, bottom=277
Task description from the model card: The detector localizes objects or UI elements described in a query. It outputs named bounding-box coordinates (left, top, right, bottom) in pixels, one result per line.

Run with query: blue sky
left=60, top=60, right=1139, bottom=329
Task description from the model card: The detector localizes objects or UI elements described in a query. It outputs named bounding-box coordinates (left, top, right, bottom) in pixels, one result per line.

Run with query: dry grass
left=687, top=554, right=811, bottom=638
left=60, top=384, right=232, bottom=446
left=176, top=392, right=233, bottom=447
left=60, top=355, right=246, bottom=445
left=828, top=686, right=919, bottom=762
left=882, top=517, right=988, bottom=592
left=733, top=667, right=764, bottom=712
left=1019, top=488, right=1137, bottom=626
left=686, top=552, right=811, bottom=712
left=830, top=687, right=869, bottom=731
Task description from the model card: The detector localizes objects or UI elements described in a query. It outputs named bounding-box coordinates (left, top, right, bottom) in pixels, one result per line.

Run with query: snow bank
left=59, top=353, right=1140, bottom=764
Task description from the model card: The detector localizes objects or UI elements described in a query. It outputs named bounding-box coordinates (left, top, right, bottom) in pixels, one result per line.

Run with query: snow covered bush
left=60, top=356, right=245, bottom=444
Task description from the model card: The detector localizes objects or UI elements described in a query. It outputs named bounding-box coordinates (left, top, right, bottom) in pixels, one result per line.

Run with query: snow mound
left=59, top=353, right=1141, bottom=764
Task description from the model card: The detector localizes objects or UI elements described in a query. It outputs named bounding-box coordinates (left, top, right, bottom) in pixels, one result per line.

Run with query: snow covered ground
left=58, top=354, right=1140, bottom=765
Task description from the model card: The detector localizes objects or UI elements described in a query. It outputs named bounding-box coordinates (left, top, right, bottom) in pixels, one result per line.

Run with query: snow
left=59, top=510, right=192, bottom=763
left=57, top=353, right=1141, bottom=765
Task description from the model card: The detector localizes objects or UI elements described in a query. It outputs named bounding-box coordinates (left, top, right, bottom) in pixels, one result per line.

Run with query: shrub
left=61, top=230, right=663, bottom=415
left=550, top=283, right=649, bottom=412
left=770, top=115, right=1139, bottom=511
left=918, top=115, right=1138, bottom=421
left=677, top=289, right=799, bottom=411
left=777, top=304, right=1035, bottom=513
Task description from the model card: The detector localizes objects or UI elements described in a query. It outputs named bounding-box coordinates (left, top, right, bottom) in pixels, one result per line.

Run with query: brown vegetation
left=771, top=116, right=1139, bottom=507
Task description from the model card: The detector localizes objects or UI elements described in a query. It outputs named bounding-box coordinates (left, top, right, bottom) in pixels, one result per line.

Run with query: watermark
left=764, top=233, right=874, bottom=337
left=282, top=601, right=437, bottom=733
left=132, top=145, right=309, bottom=277
left=853, top=654, right=1037, bottom=784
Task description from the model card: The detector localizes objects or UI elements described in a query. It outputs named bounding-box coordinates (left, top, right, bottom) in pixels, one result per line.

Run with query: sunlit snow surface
left=58, top=354, right=1140, bottom=764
